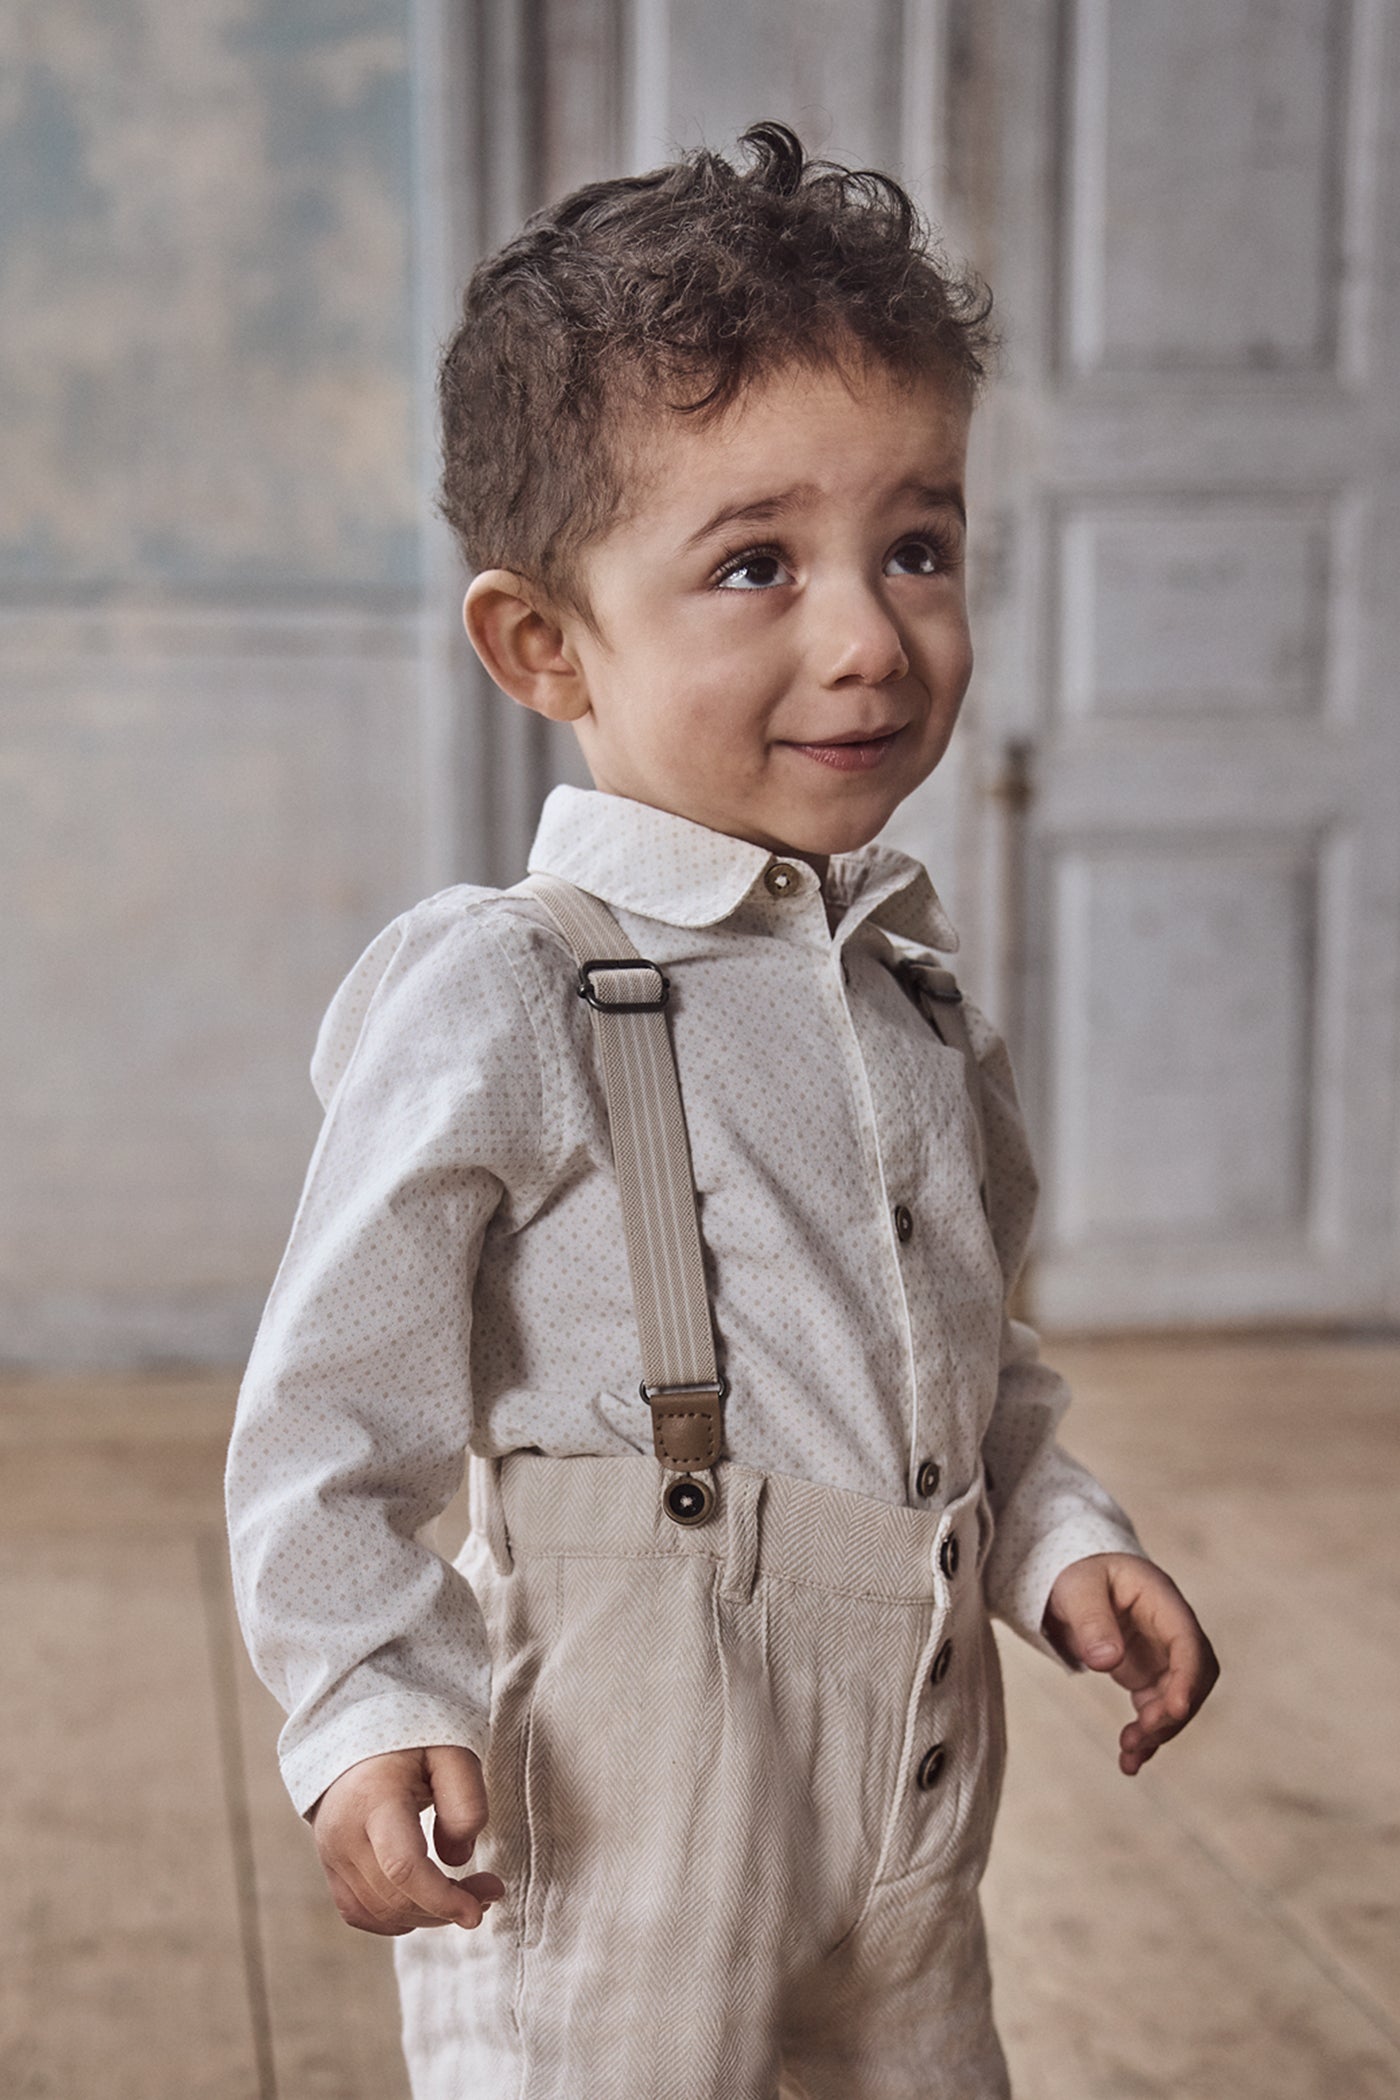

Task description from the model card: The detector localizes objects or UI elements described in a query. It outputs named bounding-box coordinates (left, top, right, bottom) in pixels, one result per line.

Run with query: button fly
left=763, top=861, right=801, bottom=897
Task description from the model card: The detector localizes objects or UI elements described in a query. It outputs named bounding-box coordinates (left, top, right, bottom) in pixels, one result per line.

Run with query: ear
left=463, top=570, right=591, bottom=722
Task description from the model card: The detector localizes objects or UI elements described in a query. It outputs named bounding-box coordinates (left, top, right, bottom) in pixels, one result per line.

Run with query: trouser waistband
left=468, top=1450, right=991, bottom=1607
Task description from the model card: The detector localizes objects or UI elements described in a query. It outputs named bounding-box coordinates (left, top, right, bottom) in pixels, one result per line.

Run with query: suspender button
left=663, top=1475, right=714, bottom=1526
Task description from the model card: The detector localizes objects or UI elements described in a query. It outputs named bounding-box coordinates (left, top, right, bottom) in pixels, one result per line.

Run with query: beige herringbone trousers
left=395, top=1452, right=1011, bottom=2099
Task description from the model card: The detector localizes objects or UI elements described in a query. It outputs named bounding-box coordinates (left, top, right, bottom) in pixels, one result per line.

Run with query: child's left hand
left=1042, top=1553, right=1219, bottom=1775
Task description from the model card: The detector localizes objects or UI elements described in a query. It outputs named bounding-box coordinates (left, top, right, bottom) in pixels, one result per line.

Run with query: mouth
left=780, top=724, right=905, bottom=773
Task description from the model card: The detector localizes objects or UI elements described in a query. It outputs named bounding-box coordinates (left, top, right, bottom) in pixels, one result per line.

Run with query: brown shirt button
left=893, top=1203, right=913, bottom=1243
left=763, top=860, right=802, bottom=897
left=916, top=1743, right=947, bottom=1791
left=915, top=1458, right=941, bottom=1498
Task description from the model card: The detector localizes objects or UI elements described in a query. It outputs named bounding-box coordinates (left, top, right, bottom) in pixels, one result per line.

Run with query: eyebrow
left=681, top=476, right=966, bottom=552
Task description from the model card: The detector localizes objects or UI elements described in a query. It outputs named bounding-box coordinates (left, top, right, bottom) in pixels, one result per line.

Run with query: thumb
left=424, top=1745, right=488, bottom=1868
left=1050, top=1558, right=1125, bottom=1671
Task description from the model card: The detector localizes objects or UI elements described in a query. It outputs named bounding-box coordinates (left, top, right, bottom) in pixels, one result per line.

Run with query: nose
left=814, top=577, right=910, bottom=687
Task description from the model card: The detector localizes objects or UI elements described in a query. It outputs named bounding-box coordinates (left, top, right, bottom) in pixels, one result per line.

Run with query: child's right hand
left=308, top=1744, right=505, bottom=1934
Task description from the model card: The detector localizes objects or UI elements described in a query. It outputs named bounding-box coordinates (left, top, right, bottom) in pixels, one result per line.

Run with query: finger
left=323, top=1861, right=391, bottom=1934
left=459, top=1869, right=506, bottom=1905
left=1143, top=1618, right=1218, bottom=1731
left=1118, top=1736, right=1160, bottom=1777
left=1118, top=1669, right=1203, bottom=1770
left=364, top=1794, right=493, bottom=1928
left=1121, top=1704, right=1186, bottom=1761
left=1052, top=1561, right=1125, bottom=1671
left=323, top=1860, right=446, bottom=1937
left=349, top=1858, right=502, bottom=1930
left=426, top=1745, right=490, bottom=1868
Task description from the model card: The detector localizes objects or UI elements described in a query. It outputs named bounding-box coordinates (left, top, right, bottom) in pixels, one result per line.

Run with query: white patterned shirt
left=226, top=785, right=1145, bottom=1815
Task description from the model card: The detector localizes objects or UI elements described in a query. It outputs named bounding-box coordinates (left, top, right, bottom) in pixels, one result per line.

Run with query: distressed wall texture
left=2, top=1, right=430, bottom=1363
left=0, top=0, right=420, bottom=589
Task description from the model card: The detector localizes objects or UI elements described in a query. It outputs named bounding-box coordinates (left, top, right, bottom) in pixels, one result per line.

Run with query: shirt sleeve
left=224, top=893, right=552, bottom=1815
left=962, top=998, right=1149, bottom=1667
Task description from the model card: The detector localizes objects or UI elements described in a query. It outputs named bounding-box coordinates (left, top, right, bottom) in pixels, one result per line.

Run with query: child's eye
left=886, top=526, right=961, bottom=578
left=712, top=546, right=793, bottom=591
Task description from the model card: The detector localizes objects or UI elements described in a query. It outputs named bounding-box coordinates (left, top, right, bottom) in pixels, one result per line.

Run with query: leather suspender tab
left=640, top=1377, right=728, bottom=1469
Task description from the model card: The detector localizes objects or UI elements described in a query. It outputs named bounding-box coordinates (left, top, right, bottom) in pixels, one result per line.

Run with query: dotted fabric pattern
left=225, top=785, right=1145, bottom=1815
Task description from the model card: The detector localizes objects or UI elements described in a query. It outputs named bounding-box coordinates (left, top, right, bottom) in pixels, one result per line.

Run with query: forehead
left=610, top=355, right=971, bottom=532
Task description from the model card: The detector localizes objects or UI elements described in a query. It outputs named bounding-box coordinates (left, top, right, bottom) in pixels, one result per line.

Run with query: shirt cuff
left=279, top=1691, right=491, bottom=1819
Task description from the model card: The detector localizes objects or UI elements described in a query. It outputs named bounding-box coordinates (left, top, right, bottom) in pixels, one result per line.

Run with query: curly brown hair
left=438, top=120, right=999, bottom=618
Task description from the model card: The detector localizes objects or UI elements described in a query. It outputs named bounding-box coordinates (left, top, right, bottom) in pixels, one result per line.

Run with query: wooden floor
left=1, top=1338, right=1397, bottom=2099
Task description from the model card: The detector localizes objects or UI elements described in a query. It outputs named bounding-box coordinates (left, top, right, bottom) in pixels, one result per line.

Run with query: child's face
left=563, top=355, right=973, bottom=861
left=478, top=353, right=975, bottom=864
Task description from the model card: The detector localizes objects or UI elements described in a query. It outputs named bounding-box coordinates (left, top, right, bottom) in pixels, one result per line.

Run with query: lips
left=796, top=725, right=902, bottom=746
left=781, top=725, right=905, bottom=772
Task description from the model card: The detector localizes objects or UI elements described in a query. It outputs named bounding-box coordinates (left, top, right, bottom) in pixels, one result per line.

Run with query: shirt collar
left=525, top=785, right=960, bottom=954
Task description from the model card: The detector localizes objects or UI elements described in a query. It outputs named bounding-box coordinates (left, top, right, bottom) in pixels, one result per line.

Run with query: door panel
left=966, top=0, right=1400, bottom=1323
left=1061, top=0, right=1353, bottom=374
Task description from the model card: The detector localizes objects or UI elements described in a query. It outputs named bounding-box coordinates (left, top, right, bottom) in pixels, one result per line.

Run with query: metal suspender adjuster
left=577, top=959, right=671, bottom=1012
left=911, top=964, right=963, bottom=1004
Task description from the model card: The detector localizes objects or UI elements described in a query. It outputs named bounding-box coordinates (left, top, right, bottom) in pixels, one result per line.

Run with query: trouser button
left=663, top=1476, right=713, bottom=1525
left=916, top=1743, right=947, bottom=1791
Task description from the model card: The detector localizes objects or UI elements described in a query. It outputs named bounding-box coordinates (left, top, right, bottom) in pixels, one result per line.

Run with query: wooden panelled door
left=958, top=0, right=1400, bottom=1327
left=430, top=0, right=1400, bottom=1328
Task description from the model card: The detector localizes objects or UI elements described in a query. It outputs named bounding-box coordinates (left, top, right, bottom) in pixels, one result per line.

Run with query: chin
left=785, top=814, right=894, bottom=856
left=780, top=810, right=894, bottom=858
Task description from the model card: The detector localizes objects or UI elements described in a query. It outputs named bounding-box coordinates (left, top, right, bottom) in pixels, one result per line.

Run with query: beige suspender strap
left=899, top=962, right=989, bottom=1214
left=519, top=873, right=724, bottom=1524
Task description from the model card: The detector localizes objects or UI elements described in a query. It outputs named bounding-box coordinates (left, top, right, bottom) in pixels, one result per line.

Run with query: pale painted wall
left=1, top=0, right=431, bottom=1363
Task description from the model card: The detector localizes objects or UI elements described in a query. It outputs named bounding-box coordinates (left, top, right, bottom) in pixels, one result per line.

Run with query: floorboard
left=1, top=1341, right=1395, bottom=2098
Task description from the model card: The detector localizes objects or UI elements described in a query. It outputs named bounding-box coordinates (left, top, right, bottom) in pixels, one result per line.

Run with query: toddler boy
left=226, top=120, right=1218, bottom=2099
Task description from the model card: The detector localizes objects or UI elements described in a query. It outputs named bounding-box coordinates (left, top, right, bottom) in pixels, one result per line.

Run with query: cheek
left=648, top=619, right=788, bottom=734
left=918, top=602, right=974, bottom=701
